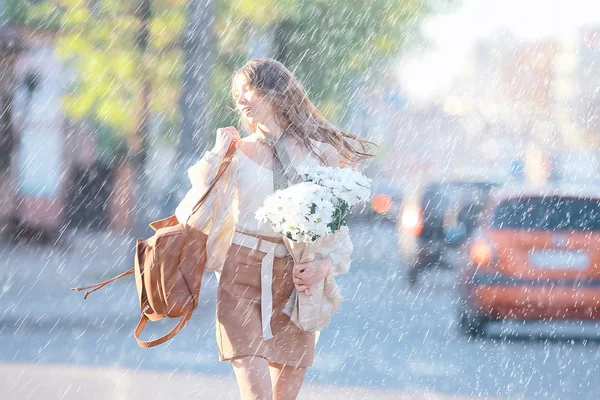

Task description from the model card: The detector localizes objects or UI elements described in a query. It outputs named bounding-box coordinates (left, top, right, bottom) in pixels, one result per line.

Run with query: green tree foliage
left=15, top=0, right=187, bottom=161
left=9, top=0, right=424, bottom=157
left=212, top=0, right=425, bottom=133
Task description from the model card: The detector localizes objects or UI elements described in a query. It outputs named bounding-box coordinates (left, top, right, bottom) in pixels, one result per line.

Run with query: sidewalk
left=0, top=362, right=485, bottom=400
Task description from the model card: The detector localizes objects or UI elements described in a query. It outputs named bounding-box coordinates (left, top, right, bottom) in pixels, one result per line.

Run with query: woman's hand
left=213, top=126, right=241, bottom=156
left=292, top=257, right=333, bottom=296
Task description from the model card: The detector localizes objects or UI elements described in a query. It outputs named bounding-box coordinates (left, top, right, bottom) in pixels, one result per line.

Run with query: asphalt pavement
left=1, top=221, right=599, bottom=400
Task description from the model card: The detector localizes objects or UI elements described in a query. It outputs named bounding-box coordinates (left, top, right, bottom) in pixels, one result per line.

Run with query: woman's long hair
left=231, top=58, right=378, bottom=167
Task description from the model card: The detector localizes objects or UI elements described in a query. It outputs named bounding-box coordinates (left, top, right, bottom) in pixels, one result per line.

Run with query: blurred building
left=429, top=32, right=597, bottom=186
left=0, top=20, right=24, bottom=237
left=364, top=25, right=600, bottom=194
left=8, top=28, right=84, bottom=236
left=0, top=14, right=138, bottom=240
left=578, top=26, right=600, bottom=140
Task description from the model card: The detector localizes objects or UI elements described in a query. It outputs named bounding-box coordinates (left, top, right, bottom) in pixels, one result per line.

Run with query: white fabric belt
left=231, top=231, right=289, bottom=341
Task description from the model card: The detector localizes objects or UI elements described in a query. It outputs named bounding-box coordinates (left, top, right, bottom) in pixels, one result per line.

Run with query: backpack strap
left=134, top=311, right=192, bottom=348
left=71, top=143, right=236, bottom=300
left=71, top=268, right=135, bottom=299
left=187, top=140, right=238, bottom=223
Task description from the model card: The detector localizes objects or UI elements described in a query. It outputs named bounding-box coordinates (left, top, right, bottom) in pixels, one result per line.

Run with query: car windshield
left=423, top=182, right=496, bottom=212
left=490, top=197, right=600, bottom=231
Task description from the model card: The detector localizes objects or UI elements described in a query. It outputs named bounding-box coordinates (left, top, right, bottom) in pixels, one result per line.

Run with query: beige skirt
left=216, top=231, right=316, bottom=367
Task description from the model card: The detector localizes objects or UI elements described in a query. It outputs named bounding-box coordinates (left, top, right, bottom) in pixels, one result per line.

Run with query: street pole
left=164, top=0, right=214, bottom=214
left=131, top=0, right=152, bottom=238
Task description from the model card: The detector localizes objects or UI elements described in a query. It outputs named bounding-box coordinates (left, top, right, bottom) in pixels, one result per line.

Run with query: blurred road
left=0, top=220, right=599, bottom=399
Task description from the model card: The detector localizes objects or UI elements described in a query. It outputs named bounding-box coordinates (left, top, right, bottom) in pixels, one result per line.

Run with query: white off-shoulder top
left=234, top=146, right=325, bottom=236
left=175, top=135, right=353, bottom=275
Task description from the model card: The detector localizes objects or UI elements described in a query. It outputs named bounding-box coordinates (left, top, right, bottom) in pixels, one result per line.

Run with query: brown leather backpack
left=72, top=141, right=237, bottom=348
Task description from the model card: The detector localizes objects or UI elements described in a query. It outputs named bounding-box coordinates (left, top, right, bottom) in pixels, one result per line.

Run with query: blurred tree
left=5, top=0, right=63, bottom=30
left=178, top=0, right=215, bottom=169
left=18, top=0, right=187, bottom=164
left=13, top=0, right=425, bottom=157
left=162, top=0, right=215, bottom=218
left=211, top=0, right=426, bottom=133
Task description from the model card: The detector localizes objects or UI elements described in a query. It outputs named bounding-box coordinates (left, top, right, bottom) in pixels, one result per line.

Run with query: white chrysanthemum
left=256, top=166, right=371, bottom=242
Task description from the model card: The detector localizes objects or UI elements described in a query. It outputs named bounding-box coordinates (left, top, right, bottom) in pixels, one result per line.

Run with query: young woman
left=176, top=58, right=376, bottom=399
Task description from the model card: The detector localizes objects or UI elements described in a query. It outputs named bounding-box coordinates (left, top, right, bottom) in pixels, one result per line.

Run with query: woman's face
left=234, top=74, right=274, bottom=125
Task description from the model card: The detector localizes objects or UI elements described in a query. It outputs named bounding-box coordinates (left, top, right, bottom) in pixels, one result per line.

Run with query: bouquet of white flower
left=255, top=166, right=371, bottom=332
left=302, top=165, right=372, bottom=232
left=256, top=165, right=371, bottom=242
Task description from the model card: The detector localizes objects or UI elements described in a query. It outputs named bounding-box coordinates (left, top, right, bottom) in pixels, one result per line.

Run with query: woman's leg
left=268, top=362, right=307, bottom=400
left=231, top=356, right=272, bottom=400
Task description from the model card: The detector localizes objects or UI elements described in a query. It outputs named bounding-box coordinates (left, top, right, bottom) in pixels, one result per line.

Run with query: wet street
left=1, top=219, right=599, bottom=399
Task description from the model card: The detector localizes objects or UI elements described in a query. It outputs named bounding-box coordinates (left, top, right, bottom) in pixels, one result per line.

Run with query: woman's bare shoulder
left=236, top=134, right=273, bottom=168
left=237, top=135, right=260, bottom=151
left=241, top=133, right=258, bottom=142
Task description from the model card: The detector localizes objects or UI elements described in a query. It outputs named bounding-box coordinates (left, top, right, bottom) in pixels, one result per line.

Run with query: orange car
left=458, top=184, right=600, bottom=336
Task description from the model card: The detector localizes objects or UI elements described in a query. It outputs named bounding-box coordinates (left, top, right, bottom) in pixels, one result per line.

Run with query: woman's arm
left=321, top=143, right=354, bottom=276
left=293, top=142, right=356, bottom=293
left=203, top=156, right=238, bottom=273
left=188, top=138, right=237, bottom=189
left=187, top=127, right=240, bottom=188
left=175, top=150, right=239, bottom=274
left=175, top=145, right=232, bottom=225
left=321, top=142, right=342, bottom=168
left=325, top=225, right=353, bottom=276
left=188, top=149, right=224, bottom=188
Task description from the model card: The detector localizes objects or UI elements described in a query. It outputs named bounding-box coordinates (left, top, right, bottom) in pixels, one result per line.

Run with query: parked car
left=458, top=184, right=600, bottom=337
left=398, top=179, right=500, bottom=286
